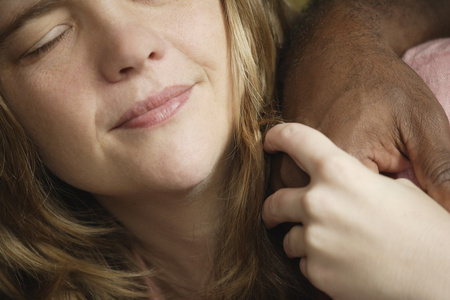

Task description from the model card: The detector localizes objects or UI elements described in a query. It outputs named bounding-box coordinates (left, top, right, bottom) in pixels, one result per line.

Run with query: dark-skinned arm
left=276, top=0, right=450, bottom=209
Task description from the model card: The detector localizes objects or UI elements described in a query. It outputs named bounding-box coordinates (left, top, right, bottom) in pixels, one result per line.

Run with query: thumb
left=405, top=115, right=450, bottom=211
left=400, top=38, right=450, bottom=211
left=412, top=145, right=450, bottom=212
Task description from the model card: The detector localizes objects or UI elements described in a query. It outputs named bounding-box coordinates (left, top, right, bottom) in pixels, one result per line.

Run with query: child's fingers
left=264, top=123, right=350, bottom=178
left=262, top=187, right=307, bottom=229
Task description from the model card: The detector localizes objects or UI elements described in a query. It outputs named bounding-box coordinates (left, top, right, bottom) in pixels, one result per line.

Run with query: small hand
left=263, top=123, right=450, bottom=300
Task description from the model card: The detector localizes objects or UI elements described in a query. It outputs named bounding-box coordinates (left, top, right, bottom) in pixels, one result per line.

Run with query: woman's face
left=0, top=0, right=234, bottom=199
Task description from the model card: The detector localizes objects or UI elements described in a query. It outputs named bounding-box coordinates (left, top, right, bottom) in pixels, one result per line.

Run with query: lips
left=113, top=85, right=193, bottom=130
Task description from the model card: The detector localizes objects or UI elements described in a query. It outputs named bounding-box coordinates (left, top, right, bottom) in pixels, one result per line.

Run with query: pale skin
left=0, top=0, right=235, bottom=297
left=2, top=1, right=450, bottom=299
left=263, top=123, right=450, bottom=300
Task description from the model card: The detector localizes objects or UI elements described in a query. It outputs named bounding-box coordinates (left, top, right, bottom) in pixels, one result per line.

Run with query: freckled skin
left=0, top=1, right=235, bottom=200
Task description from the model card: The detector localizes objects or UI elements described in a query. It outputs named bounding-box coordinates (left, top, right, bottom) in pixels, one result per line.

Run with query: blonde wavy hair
left=0, top=1, right=324, bottom=299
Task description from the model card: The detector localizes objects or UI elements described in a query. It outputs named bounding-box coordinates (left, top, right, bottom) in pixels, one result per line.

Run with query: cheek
left=2, top=64, right=99, bottom=173
left=167, top=1, right=229, bottom=74
left=8, top=57, right=89, bottom=127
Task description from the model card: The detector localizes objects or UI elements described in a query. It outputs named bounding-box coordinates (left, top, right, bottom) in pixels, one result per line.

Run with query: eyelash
left=21, top=29, right=70, bottom=59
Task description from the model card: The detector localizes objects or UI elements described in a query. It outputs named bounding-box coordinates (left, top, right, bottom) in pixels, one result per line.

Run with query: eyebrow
left=0, top=0, right=61, bottom=49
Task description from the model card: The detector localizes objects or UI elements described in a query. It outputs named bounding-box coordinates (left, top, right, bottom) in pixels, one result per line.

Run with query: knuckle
left=303, top=225, right=321, bottom=252
left=301, top=188, right=333, bottom=218
left=301, top=191, right=319, bottom=217
left=278, top=123, right=302, bottom=143
left=315, top=154, right=349, bottom=178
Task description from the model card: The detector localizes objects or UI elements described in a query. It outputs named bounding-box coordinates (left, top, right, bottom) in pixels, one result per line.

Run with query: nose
left=95, top=12, right=165, bottom=83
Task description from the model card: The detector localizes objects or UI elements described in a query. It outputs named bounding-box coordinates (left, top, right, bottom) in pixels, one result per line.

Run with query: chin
left=162, top=161, right=219, bottom=192
left=121, top=152, right=221, bottom=197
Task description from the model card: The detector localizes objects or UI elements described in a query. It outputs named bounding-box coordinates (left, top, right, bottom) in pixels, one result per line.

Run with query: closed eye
left=21, top=24, right=71, bottom=59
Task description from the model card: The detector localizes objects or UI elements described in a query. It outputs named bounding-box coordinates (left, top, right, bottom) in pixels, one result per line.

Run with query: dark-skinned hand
left=274, top=0, right=450, bottom=210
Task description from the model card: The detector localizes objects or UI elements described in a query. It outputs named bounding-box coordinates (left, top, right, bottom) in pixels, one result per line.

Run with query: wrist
left=294, top=0, right=450, bottom=57
left=362, top=0, right=450, bottom=55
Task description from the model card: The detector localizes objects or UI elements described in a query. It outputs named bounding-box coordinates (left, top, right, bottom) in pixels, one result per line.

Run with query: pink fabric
left=393, top=38, right=450, bottom=184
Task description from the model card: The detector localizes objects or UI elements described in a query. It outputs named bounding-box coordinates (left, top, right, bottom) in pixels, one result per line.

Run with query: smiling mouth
left=113, top=85, right=193, bottom=130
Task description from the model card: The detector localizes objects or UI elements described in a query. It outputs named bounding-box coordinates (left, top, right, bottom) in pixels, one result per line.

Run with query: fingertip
left=261, top=194, right=277, bottom=229
left=264, top=123, right=290, bottom=153
left=264, top=123, right=350, bottom=177
left=283, top=225, right=306, bottom=258
left=283, top=231, right=295, bottom=258
left=264, top=123, right=309, bottom=150
left=300, top=257, right=308, bottom=278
